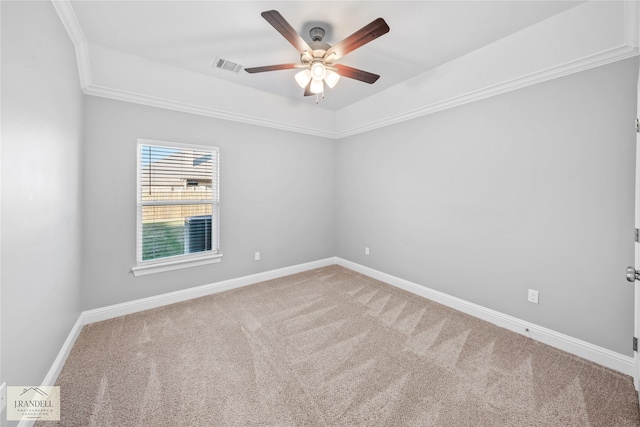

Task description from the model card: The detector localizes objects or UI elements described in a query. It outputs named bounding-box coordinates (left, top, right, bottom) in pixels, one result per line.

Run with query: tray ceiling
left=54, top=1, right=638, bottom=138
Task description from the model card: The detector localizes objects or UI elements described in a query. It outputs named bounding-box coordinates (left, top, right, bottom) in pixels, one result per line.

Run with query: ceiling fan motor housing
left=309, top=27, right=325, bottom=42
left=302, top=40, right=331, bottom=65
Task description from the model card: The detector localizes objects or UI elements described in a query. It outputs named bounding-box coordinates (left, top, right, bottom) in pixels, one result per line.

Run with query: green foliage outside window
left=142, top=222, right=184, bottom=261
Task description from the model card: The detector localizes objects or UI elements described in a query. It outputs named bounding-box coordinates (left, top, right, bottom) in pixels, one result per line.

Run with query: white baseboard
left=22, top=258, right=337, bottom=426
left=36, top=255, right=634, bottom=422
left=82, top=257, right=338, bottom=325
left=335, top=257, right=635, bottom=377
left=42, top=315, right=85, bottom=386
left=17, top=315, right=85, bottom=427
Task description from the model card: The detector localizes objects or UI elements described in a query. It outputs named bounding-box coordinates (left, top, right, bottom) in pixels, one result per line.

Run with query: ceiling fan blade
left=244, top=64, right=298, bottom=73
left=261, top=10, right=312, bottom=56
left=333, top=64, right=380, bottom=84
left=325, top=18, right=389, bottom=61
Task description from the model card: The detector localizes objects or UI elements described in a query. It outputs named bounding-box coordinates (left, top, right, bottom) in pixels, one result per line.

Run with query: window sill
left=132, top=253, right=223, bottom=277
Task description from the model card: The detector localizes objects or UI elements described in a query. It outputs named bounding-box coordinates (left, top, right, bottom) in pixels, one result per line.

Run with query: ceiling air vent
left=213, top=57, right=244, bottom=73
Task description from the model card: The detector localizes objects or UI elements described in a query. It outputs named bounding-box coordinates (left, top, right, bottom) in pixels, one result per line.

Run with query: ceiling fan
left=245, top=10, right=390, bottom=101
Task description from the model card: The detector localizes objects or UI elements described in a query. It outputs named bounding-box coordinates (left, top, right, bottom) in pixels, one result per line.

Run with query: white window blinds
left=136, top=140, right=219, bottom=265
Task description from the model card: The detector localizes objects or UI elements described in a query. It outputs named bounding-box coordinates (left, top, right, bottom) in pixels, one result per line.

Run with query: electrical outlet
left=528, top=289, right=539, bottom=304
left=0, top=382, right=6, bottom=413
left=254, top=252, right=260, bottom=261
left=365, top=247, right=370, bottom=256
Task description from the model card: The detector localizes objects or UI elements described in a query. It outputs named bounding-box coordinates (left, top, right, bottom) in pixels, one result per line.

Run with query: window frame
left=132, top=138, right=222, bottom=277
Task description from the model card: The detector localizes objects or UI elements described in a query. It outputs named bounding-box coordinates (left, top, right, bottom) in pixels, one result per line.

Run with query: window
left=132, top=139, right=221, bottom=276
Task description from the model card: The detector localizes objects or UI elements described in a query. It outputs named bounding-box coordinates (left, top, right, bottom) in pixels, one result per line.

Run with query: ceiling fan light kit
left=294, top=69, right=312, bottom=88
left=244, top=10, right=389, bottom=103
left=311, top=62, right=326, bottom=80
left=324, top=70, right=340, bottom=88
left=297, top=61, right=340, bottom=94
left=310, top=78, right=324, bottom=94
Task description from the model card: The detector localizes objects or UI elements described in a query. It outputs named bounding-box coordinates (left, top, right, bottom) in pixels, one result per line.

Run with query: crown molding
left=334, top=0, right=639, bottom=138
left=83, top=83, right=338, bottom=139
left=51, top=0, right=85, bottom=46
left=51, top=0, right=92, bottom=90
left=334, top=44, right=639, bottom=139
left=53, top=0, right=640, bottom=141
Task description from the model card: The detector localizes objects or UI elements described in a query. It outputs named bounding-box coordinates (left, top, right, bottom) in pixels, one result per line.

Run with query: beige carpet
left=38, top=265, right=640, bottom=426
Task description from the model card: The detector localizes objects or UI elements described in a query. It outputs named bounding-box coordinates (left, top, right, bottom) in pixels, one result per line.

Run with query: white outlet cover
left=528, top=289, right=539, bottom=304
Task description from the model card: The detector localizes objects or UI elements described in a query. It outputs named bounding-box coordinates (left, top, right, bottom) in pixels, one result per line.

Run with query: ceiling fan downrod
left=309, top=27, right=325, bottom=42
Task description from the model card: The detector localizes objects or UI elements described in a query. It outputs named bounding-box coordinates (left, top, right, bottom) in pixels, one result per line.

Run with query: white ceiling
left=56, top=1, right=637, bottom=138
left=69, top=1, right=585, bottom=111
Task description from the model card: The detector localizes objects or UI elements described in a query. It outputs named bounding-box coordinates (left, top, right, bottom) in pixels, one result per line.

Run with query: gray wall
left=336, top=57, right=638, bottom=356
left=1, top=0, right=84, bottom=420
left=81, top=96, right=336, bottom=310
left=0, top=6, right=637, bottom=421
